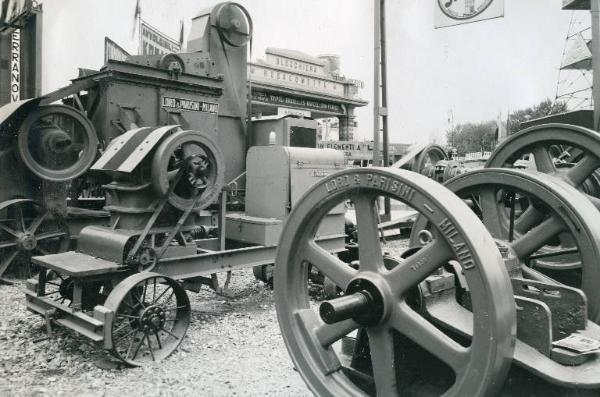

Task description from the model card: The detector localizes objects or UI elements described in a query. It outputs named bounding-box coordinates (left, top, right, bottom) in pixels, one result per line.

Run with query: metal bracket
left=512, top=277, right=587, bottom=340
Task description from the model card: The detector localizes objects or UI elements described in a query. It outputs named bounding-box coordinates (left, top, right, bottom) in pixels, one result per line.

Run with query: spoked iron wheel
left=433, top=168, right=600, bottom=322
left=487, top=123, right=600, bottom=204
left=38, top=271, right=107, bottom=311
left=104, top=272, right=191, bottom=366
left=275, top=168, right=515, bottom=396
left=0, top=199, right=70, bottom=281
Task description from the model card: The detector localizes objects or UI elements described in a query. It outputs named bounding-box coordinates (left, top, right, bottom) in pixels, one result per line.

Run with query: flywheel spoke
left=366, top=327, right=399, bottom=396
left=386, top=238, right=453, bottom=295
left=27, top=212, right=48, bottom=234
left=0, top=240, right=17, bottom=250
left=353, top=194, right=384, bottom=272
left=15, top=206, right=26, bottom=232
left=477, top=190, right=503, bottom=237
left=510, top=215, right=566, bottom=259
left=566, top=153, right=600, bottom=186
left=514, top=205, right=545, bottom=235
left=305, top=242, right=357, bottom=289
left=390, top=302, right=469, bottom=374
left=532, top=146, right=556, bottom=174
left=0, top=249, right=20, bottom=277
left=36, top=231, right=68, bottom=241
left=0, top=224, right=18, bottom=238
left=296, top=309, right=359, bottom=348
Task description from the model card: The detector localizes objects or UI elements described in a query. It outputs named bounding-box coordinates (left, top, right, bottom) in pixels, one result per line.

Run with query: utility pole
left=373, top=0, right=382, bottom=167
left=592, top=0, right=600, bottom=130
left=374, top=0, right=390, bottom=219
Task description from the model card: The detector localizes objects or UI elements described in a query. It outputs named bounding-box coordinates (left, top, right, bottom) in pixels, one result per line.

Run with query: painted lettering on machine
left=161, top=96, right=219, bottom=114
left=324, top=173, right=415, bottom=202
left=438, top=218, right=475, bottom=270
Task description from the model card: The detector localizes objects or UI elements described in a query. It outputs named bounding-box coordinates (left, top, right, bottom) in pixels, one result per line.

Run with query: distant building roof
left=266, top=47, right=326, bottom=66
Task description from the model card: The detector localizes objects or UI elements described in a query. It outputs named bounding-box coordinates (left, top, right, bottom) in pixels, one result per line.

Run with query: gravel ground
left=0, top=240, right=408, bottom=397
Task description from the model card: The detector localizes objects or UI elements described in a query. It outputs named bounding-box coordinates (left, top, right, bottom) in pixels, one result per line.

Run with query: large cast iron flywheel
left=17, top=105, right=99, bottom=182
left=414, top=168, right=600, bottom=322
left=487, top=123, right=600, bottom=203
left=274, top=167, right=515, bottom=396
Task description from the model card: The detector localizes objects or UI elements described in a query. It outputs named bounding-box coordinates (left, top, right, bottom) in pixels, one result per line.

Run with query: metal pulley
left=151, top=130, right=224, bottom=211
left=17, top=105, right=99, bottom=182
left=213, top=2, right=253, bottom=47
left=274, top=167, right=515, bottom=396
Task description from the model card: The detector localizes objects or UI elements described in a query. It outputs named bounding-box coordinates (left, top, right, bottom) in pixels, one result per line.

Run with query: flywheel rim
left=17, top=104, right=98, bottom=182
left=433, top=168, right=600, bottom=322
left=275, top=167, right=515, bottom=396
left=486, top=123, right=600, bottom=199
left=151, top=130, right=224, bottom=211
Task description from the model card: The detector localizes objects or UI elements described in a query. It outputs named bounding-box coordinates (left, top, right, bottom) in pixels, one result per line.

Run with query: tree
left=446, top=99, right=568, bottom=156
left=507, top=99, right=568, bottom=134
left=446, top=120, right=497, bottom=155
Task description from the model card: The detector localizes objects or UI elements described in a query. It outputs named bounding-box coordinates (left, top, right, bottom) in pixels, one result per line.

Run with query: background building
left=0, top=0, right=42, bottom=105
left=249, top=48, right=367, bottom=140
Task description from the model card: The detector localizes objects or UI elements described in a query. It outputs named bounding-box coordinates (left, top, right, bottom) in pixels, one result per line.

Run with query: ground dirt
left=0, top=240, right=408, bottom=396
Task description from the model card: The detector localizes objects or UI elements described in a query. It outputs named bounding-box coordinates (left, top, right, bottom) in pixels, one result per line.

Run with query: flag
left=179, top=19, right=184, bottom=46
left=132, top=0, right=141, bottom=37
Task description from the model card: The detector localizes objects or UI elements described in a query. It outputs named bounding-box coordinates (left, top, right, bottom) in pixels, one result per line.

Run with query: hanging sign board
left=104, top=37, right=130, bottom=63
left=139, top=20, right=181, bottom=56
left=434, top=0, right=504, bottom=28
left=10, top=28, right=19, bottom=102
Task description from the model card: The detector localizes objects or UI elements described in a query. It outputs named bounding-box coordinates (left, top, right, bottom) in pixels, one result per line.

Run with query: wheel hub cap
left=139, top=306, right=166, bottom=334
left=17, top=233, right=37, bottom=251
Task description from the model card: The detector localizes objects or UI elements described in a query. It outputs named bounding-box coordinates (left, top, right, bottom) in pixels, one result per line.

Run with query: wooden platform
left=32, top=251, right=123, bottom=277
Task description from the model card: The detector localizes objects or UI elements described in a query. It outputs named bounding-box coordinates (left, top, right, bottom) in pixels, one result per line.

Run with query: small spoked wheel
left=104, top=272, right=191, bottom=366
left=0, top=199, right=70, bottom=280
left=275, top=168, right=515, bottom=396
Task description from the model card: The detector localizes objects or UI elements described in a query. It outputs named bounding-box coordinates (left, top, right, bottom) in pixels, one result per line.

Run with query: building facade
left=249, top=48, right=367, bottom=140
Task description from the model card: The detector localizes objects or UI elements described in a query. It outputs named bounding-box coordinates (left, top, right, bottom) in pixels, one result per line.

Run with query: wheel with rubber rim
left=275, top=167, right=515, bottom=396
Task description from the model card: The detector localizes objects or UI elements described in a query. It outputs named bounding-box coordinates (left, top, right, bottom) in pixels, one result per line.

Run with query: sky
left=41, top=0, right=579, bottom=144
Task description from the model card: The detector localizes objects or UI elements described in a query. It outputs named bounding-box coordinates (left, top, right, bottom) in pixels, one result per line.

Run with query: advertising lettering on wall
left=161, top=96, right=219, bottom=114
left=139, top=20, right=181, bottom=56
left=252, top=91, right=344, bottom=115
left=10, top=28, right=19, bottom=102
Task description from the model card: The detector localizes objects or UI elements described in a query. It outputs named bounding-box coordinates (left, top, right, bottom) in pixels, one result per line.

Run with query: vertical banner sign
left=10, top=29, right=20, bottom=102
left=435, top=0, right=504, bottom=28
left=139, top=20, right=181, bottom=56
left=104, top=37, right=131, bottom=63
